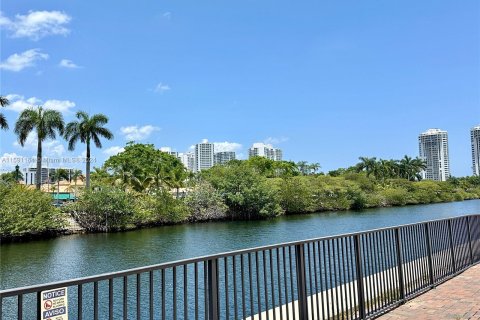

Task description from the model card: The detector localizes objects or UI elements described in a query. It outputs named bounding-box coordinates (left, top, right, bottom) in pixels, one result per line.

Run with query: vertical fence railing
left=1, top=215, right=479, bottom=320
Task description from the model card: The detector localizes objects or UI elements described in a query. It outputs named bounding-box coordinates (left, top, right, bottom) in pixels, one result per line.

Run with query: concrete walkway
left=378, top=264, right=480, bottom=320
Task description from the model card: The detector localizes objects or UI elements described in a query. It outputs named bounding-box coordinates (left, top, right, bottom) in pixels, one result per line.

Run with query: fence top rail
left=1, top=213, right=478, bottom=298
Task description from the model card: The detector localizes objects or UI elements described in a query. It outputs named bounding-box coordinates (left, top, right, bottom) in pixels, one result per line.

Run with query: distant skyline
left=1, top=1, right=479, bottom=176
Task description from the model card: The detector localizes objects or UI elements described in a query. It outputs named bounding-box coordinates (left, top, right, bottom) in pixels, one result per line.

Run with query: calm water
left=1, top=199, right=480, bottom=290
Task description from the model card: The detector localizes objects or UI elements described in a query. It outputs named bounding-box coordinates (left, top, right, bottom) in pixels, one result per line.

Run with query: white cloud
left=213, top=141, right=242, bottom=152
left=0, top=10, right=71, bottom=40
left=0, top=49, right=48, bottom=72
left=120, top=125, right=160, bottom=141
left=5, top=94, right=75, bottom=113
left=263, top=136, right=289, bottom=145
left=0, top=153, right=22, bottom=172
left=103, top=146, right=125, bottom=156
left=59, top=59, right=81, bottom=69
left=13, top=132, right=65, bottom=158
left=154, top=82, right=171, bottom=94
left=43, top=99, right=76, bottom=112
left=44, top=140, right=66, bottom=157
left=163, top=12, right=172, bottom=19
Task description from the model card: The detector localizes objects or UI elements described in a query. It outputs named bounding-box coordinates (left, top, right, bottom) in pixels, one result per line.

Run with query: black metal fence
left=1, top=215, right=479, bottom=320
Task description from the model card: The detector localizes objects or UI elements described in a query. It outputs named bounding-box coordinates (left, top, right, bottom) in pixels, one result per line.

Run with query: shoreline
left=2, top=197, right=479, bottom=244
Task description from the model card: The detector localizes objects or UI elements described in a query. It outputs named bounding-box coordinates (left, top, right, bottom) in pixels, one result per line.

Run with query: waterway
left=1, top=200, right=480, bottom=290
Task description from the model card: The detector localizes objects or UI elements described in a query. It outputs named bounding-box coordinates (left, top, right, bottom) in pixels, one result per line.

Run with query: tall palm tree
left=14, top=107, right=65, bottom=189
left=70, top=169, right=84, bottom=199
left=64, top=111, right=114, bottom=189
left=0, top=95, right=9, bottom=130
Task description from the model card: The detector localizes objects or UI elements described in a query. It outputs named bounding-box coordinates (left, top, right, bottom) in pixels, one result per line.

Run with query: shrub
left=347, top=187, right=368, bottom=210
left=381, top=188, right=410, bottom=206
left=202, top=163, right=283, bottom=218
left=66, top=187, right=136, bottom=231
left=133, top=189, right=189, bottom=225
left=0, top=184, right=65, bottom=238
left=184, top=181, right=228, bottom=221
left=276, top=176, right=315, bottom=214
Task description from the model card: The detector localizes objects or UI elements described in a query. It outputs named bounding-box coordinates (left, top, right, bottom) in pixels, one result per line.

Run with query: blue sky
left=1, top=1, right=479, bottom=176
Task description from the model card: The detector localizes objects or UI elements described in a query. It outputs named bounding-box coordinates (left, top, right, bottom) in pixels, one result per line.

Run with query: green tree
left=309, top=163, right=321, bottom=175
left=14, top=107, right=65, bottom=189
left=0, top=170, right=24, bottom=183
left=0, top=95, right=9, bottom=130
left=0, top=184, right=65, bottom=238
left=67, top=186, right=136, bottom=231
left=201, top=162, right=283, bottom=219
left=246, top=156, right=276, bottom=177
left=398, top=155, right=426, bottom=181
left=90, top=167, right=112, bottom=186
left=104, top=143, right=183, bottom=192
left=164, top=164, right=188, bottom=198
left=296, top=161, right=309, bottom=175
left=64, top=111, right=114, bottom=189
left=70, top=169, right=84, bottom=199
left=356, top=157, right=378, bottom=177
left=184, top=180, right=228, bottom=221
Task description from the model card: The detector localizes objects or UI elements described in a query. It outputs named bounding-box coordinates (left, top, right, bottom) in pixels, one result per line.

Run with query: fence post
left=466, top=216, right=474, bottom=265
left=424, top=223, right=435, bottom=287
left=394, top=228, right=405, bottom=302
left=207, top=259, right=219, bottom=320
left=37, top=292, right=41, bottom=320
left=295, top=244, right=308, bottom=319
left=354, top=235, right=366, bottom=319
left=447, top=219, right=456, bottom=273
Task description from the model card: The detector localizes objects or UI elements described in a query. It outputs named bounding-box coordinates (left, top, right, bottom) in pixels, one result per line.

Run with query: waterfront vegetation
left=0, top=184, right=66, bottom=239
left=2, top=141, right=480, bottom=240
left=1, top=100, right=480, bottom=240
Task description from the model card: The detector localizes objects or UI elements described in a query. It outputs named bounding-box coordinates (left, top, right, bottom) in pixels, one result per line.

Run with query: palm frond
left=0, top=113, right=8, bottom=130
left=0, top=95, right=10, bottom=107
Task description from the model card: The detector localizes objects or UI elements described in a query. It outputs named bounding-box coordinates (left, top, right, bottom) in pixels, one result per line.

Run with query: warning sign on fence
left=40, top=287, right=68, bottom=320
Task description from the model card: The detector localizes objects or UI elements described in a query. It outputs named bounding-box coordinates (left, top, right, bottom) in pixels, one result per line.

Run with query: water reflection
left=1, top=199, right=479, bottom=290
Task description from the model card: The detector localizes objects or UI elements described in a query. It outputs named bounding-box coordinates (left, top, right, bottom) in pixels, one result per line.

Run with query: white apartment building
left=23, top=167, right=81, bottom=185
left=23, top=167, right=49, bottom=185
left=248, top=143, right=283, bottom=161
left=179, top=152, right=195, bottom=172
left=160, top=147, right=179, bottom=158
left=214, top=151, right=236, bottom=165
left=194, top=139, right=214, bottom=172
left=418, top=128, right=450, bottom=181
left=471, top=125, right=480, bottom=176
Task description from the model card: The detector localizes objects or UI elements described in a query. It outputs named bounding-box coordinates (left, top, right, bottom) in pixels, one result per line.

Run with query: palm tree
left=398, top=155, right=427, bottom=181
left=309, top=163, right=321, bottom=175
left=64, top=111, right=114, bottom=189
left=70, top=169, right=84, bottom=200
left=164, top=165, right=187, bottom=198
left=14, top=107, right=64, bottom=189
left=296, top=161, right=309, bottom=175
left=112, top=162, right=139, bottom=191
left=356, top=157, right=378, bottom=177
left=51, top=168, right=69, bottom=204
left=0, top=95, right=9, bottom=130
